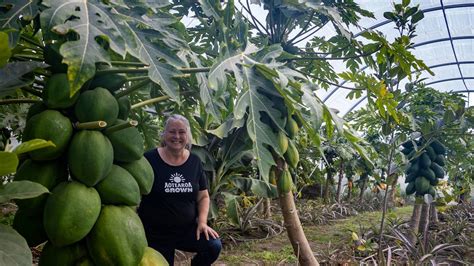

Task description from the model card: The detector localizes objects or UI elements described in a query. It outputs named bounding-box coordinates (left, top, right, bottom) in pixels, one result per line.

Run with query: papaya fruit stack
left=14, top=57, right=166, bottom=265
left=402, top=138, right=447, bottom=197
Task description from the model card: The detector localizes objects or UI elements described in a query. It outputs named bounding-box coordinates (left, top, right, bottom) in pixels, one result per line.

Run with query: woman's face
left=163, top=119, right=188, bottom=152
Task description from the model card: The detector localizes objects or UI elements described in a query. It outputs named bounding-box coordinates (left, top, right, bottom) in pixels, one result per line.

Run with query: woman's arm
left=196, top=190, right=219, bottom=240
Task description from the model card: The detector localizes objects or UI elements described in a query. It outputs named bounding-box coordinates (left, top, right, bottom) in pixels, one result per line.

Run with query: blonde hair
left=160, top=114, right=193, bottom=150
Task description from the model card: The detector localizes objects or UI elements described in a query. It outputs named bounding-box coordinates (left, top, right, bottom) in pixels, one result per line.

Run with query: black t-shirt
left=138, top=148, right=208, bottom=233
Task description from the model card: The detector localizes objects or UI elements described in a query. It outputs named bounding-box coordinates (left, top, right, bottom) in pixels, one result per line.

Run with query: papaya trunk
left=346, top=179, right=353, bottom=202
left=358, top=178, right=367, bottom=204
left=408, top=199, right=423, bottom=246
left=430, top=202, right=438, bottom=223
left=335, top=161, right=344, bottom=203
left=323, top=171, right=333, bottom=204
left=275, top=158, right=319, bottom=265
left=262, top=198, right=271, bottom=219
left=419, top=202, right=431, bottom=249
left=388, top=175, right=399, bottom=207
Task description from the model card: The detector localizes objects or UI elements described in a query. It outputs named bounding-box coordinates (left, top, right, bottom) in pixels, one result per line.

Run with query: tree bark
left=358, top=176, right=368, bottom=204
left=275, top=158, right=319, bottom=265
left=335, top=161, right=344, bottom=203
left=407, top=199, right=423, bottom=246
left=323, top=170, right=333, bottom=204
left=388, top=174, right=399, bottom=208
left=262, top=198, right=271, bottom=219
left=418, top=202, right=431, bottom=250
left=430, top=202, right=439, bottom=223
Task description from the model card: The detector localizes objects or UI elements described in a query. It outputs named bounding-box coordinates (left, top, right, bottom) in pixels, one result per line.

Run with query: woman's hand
left=197, top=222, right=219, bottom=240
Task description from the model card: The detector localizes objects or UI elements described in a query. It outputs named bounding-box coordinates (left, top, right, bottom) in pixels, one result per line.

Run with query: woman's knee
left=208, top=238, right=222, bottom=257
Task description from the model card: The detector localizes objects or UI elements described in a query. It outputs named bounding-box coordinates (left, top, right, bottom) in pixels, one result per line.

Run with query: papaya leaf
left=0, top=61, right=47, bottom=98
left=12, top=139, right=56, bottom=155
left=110, top=8, right=186, bottom=102
left=222, top=192, right=240, bottom=227
left=0, top=32, right=11, bottom=67
left=40, top=0, right=127, bottom=96
left=0, top=224, right=32, bottom=266
left=234, top=67, right=285, bottom=182
left=0, top=151, right=18, bottom=176
left=0, top=181, right=49, bottom=203
left=0, top=0, right=39, bottom=47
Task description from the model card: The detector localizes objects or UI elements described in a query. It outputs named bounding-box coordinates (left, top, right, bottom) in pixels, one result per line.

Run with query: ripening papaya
left=284, top=139, right=299, bottom=169
left=42, top=73, right=79, bottom=109
left=139, top=247, right=169, bottom=266
left=285, top=116, right=299, bottom=139
left=277, top=131, right=289, bottom=154
left=74, top=87, right=119, bottom=126
left=104, top=119, right=144, bottom=162
left=95, top=165, right=141, bottom=206
left=68, top=130, right=114, bottom=186
left=119, top=156, right=154, bottom=195
left=87, top=205, right=147, bottom=266
left=430, top=139, right=446, bottom=155
left=23, top=110, right=73, bottom=161
left=43, top=181, right=101, bottom=247
left=277, top=169, right=293, bottom=194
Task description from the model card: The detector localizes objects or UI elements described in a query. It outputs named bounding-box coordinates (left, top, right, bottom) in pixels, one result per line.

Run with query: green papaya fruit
left=406, top=161, right=419, bottom=175
left=95, top=165, right=141, bottom=206
left=429, top=178, right=439, bottom=186
left=74, top=87, right=119, bottom=126
left=418, top=153, right=431, bottom=169
left=117, top=96, right=131, bottom=120
left=401, top=147, right=413, bottom=155
left=430, top=139, right=446, bottom=155
left=405, top=182, right=415, bottom=195
left=104, top=119, right=144, bottom=162
left=42, top=73, right=79, bottom=109
left=418, top=168, right=436, bottom=182
left=43, top=181, right=101, bottom=247
left=428, top=186, right=436, bottom=198
left=119, top=156, right=154, bottom=195
left=87, top=205, right=147, bottom=266
left=414, top=176, right=430, bottom=195
left=23, top=110, right=73, bottom=160
left=277, top=169, right=293, bottom=194
left=405, top=172, right=416, bottom=183
left=425, top=146, right=437, bottom=161
left=68, top=130, right=114, bottom=186
left=14, top=159, right=67, bottom=214
left=39, top=241, right=88, bottom=266
left=401, top=140, right=414, bottom=149
left=284, top=139, right=299, bottom=169
left=82, top=73, right=127, bottom=92
left=434, top=154, right=446, bottom=166
left=430, top=162, right=445, bottom=179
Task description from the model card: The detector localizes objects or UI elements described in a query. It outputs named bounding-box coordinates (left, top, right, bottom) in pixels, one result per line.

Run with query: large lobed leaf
left=0, top=180, right=49, bottom=203
left=0, top=224, right=32, bottom=266
left=40, top=0, right=127, bottom=96
left=0, top=61, right=47, bottom=98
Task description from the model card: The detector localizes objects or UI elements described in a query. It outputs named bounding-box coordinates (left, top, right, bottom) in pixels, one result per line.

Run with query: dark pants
left=145, top=224, right=222, bottom=266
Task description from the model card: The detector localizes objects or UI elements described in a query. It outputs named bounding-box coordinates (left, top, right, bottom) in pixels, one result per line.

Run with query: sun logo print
left=169, top=172, right=185, bottom=183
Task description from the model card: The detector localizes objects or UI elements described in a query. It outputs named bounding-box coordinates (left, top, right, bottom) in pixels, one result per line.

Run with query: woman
left=138, top=114, right=222, bottom=265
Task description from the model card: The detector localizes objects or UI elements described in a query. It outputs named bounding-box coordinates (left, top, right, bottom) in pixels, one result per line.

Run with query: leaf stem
left=21, top=87, right=43, bottom=97
left=103, top=120, right=138, bottom=134
left=74, top=121, right=107, bottom=130
left=131, top=95, right=170, bottom=109
left=110, top=61, right=148, bottom=67
left=115, top=79, right=151, bottom=98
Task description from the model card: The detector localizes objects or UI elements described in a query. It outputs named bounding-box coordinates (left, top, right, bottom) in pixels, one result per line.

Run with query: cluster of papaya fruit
left=402, top=138, right=447, bottom=197
left=13, top=45, right=165, bottom=265
left=262, top=92, right=302, bottom=194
